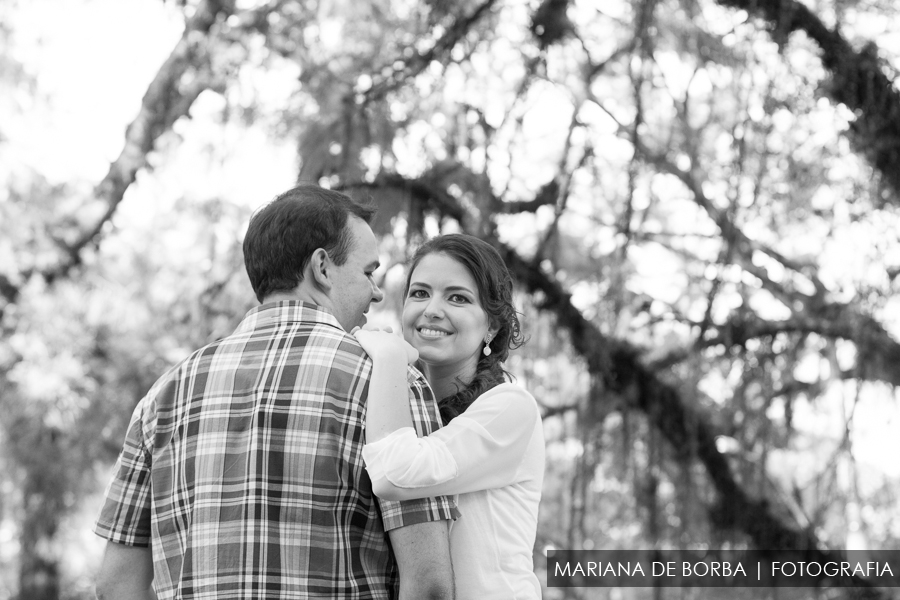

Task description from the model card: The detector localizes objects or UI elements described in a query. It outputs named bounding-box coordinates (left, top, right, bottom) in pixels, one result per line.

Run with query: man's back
left=95, top=301, right=456, bottom=599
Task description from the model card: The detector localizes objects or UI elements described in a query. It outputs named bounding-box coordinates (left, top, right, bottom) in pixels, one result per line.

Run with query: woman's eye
left=409, top=289, right=428, bottom=299
left=449, top=294, right=470, bottom=303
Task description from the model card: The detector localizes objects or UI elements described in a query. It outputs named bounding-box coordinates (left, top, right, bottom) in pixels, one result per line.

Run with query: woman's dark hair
left=404, top=234, right=524, bottom=424
left=243, top=184, right=375, bottom=302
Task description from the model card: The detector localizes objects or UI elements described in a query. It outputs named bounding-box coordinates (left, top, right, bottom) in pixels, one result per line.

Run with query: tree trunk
left=11, top=423, right=65, bottom=600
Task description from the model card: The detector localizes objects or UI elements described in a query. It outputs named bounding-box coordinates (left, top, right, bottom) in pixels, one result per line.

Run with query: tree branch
left=498, top=239, right=887, bottom=597
left=363, top=172, right=891, bottom=597
left=362, top=0, right=499, bottom=104
left=715, top=0, right=900, bottom=202
left=42, top=0, right=238, bottom=284
left=492, top=179, right=560, bottom=214
left=340, top=172, right=467, bottom=224
left=638, top=145, right=900, bottom=387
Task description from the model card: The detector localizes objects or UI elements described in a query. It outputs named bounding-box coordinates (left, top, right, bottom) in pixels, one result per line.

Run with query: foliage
left=2, top=0, right=900, bottom=598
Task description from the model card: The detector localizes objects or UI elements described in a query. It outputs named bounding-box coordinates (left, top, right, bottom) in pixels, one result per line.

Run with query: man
left=94, top=185, right=458, bottom=599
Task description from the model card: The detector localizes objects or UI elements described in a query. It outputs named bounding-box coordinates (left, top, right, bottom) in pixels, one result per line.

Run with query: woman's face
left=402, top=253, right=496, bottom=374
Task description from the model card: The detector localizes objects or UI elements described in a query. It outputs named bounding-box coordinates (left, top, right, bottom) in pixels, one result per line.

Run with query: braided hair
left=404, top=234, right=524, bottom=425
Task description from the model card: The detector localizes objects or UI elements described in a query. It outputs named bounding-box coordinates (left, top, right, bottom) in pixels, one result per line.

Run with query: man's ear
left=308, top=248, right=333, bottom=291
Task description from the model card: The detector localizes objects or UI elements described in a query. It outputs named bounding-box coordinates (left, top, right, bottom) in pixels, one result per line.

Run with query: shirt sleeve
left=93, top=396, right=154, bottom=546
left=375, top=367, right=460, bottom=531
left=364, top=384, right=538, bottom=501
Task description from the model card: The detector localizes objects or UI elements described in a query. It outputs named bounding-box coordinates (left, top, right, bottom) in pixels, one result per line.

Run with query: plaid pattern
left=95, top=301, right=457, bottom=599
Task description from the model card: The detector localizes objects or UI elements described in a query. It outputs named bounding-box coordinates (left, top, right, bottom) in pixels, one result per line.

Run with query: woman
left=354, top=234, right=545, bottom=599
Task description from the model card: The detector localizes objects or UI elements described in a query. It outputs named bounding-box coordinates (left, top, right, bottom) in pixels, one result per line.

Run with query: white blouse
left=363, top=383, right=545, bottom=600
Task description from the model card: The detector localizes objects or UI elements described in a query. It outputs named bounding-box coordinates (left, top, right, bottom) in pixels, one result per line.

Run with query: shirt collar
left=238, top=300, right=430, bottom=386
left=236, top=300, right=345, bottom=333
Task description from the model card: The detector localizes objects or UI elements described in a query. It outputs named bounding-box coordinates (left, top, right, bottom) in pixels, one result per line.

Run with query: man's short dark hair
left=243, top=184, right=376, bottom=302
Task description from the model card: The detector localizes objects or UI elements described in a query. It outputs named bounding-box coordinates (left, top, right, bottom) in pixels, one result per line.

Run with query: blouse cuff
left=363, top=427, right=459, bottom=488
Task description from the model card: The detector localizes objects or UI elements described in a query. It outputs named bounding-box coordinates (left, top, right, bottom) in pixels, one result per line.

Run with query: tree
left=2, top=0, right=899, bottom=597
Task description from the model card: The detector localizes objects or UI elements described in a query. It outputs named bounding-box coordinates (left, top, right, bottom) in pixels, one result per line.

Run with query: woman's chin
left=414, top=349, right=445, bottom=364
left=413, top=350, right=483, bottom=371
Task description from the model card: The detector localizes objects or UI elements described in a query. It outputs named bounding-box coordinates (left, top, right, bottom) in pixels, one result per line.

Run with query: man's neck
left=262, top=292, right=301, bottom=304
left=262, top=284, right=331, bottom=309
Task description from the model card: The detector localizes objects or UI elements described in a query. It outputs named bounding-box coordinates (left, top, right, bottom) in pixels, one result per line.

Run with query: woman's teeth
left=419, top=328, right=450, bottom=339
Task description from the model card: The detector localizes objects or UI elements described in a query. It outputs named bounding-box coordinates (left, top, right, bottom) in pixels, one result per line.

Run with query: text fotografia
left=546, top=550, right=900, bottom=588
left=773, top=561, right=893, bottom=578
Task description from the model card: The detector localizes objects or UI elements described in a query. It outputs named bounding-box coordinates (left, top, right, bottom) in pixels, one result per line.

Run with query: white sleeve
left=362, top=386, right=538, bottom=501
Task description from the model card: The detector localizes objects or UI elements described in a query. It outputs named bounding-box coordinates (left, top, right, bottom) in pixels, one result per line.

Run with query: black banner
left=547, top=549, right=900, bottom=588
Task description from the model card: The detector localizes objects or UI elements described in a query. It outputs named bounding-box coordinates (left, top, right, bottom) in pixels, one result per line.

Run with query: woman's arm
left=363, top=385, right=540, bottom=500
left=353, top=328, right=416, bottom=442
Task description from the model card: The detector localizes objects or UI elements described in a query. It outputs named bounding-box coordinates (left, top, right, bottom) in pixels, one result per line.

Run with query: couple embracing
left=93, top=184, right=545, bottom=600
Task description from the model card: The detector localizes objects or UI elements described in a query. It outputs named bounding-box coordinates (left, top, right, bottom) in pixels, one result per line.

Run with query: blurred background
left=1, top=0, right=899, bottom=598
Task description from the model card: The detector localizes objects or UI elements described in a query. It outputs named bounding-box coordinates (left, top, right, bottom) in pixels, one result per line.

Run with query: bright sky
left=5, top=0, right=298, bottom=216
left=7, top=0, right=182, bottom=182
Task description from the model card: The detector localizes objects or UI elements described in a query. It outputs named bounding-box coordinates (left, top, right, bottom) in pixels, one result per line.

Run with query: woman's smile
left=417, top=326, right=453, bottom=339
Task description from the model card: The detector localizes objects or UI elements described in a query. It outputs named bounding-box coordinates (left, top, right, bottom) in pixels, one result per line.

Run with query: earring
left=483, top=334, right=492, bottom=357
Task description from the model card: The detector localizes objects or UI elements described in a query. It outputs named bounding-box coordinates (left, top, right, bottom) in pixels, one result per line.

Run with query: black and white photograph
left=1, top=0, right=899, bottom=598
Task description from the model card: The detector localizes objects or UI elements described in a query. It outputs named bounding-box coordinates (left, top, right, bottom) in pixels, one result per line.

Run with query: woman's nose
left=423, top=298, right=443, bottom=319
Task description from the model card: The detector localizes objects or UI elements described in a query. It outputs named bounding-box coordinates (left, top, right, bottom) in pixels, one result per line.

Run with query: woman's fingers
left=359, top=324, right=393, bottom=333
left=353, top=329, right=417, bottom=364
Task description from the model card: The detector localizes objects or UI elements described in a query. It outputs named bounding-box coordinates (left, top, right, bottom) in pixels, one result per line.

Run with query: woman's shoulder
left=480, top=381, right=534, bottom=400
left=470, top=382, right=540, bottom=417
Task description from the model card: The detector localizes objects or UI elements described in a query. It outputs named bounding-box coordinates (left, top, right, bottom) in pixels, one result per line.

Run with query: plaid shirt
left=94, top=301, right=457, bottom=599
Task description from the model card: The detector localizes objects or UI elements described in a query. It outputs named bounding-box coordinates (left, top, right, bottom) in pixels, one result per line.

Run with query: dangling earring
left=483, top=334, right=493, bottom=357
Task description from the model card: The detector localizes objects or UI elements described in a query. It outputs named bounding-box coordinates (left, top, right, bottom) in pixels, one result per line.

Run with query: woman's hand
left=352, top=326, right=419, bottom=365
left=355, top=325, right=417, bottom=443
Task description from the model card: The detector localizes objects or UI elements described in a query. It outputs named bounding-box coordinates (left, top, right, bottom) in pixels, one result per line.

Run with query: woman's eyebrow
left=445, top=285, right=476, bottom=295
left=408, top=282, right=475, bottom=295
